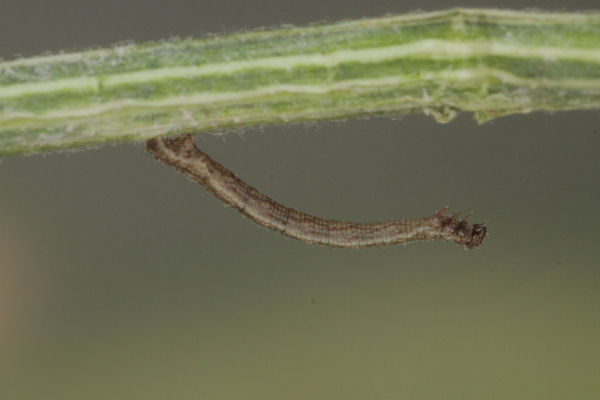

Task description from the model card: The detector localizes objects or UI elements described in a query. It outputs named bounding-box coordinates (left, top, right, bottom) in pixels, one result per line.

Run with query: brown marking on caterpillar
left=146, top=134, right=486, bottom=249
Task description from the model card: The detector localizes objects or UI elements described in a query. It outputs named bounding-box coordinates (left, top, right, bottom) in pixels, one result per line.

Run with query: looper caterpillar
left=146, top=135, right=486, bottom=249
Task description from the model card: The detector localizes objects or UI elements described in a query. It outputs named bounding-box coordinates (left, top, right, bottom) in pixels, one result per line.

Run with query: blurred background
left=1, top=0, right=599, bottom=399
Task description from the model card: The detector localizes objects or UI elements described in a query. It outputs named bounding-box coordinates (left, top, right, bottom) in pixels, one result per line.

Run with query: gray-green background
left=1, top=1, right=599, bottom=399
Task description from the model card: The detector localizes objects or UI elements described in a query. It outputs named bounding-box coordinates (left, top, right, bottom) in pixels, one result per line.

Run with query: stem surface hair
left=1, top=8, right=600, bottom=156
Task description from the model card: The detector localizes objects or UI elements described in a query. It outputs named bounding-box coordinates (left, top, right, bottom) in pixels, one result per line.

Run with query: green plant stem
left=1, top=8, right=600, bottom=156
